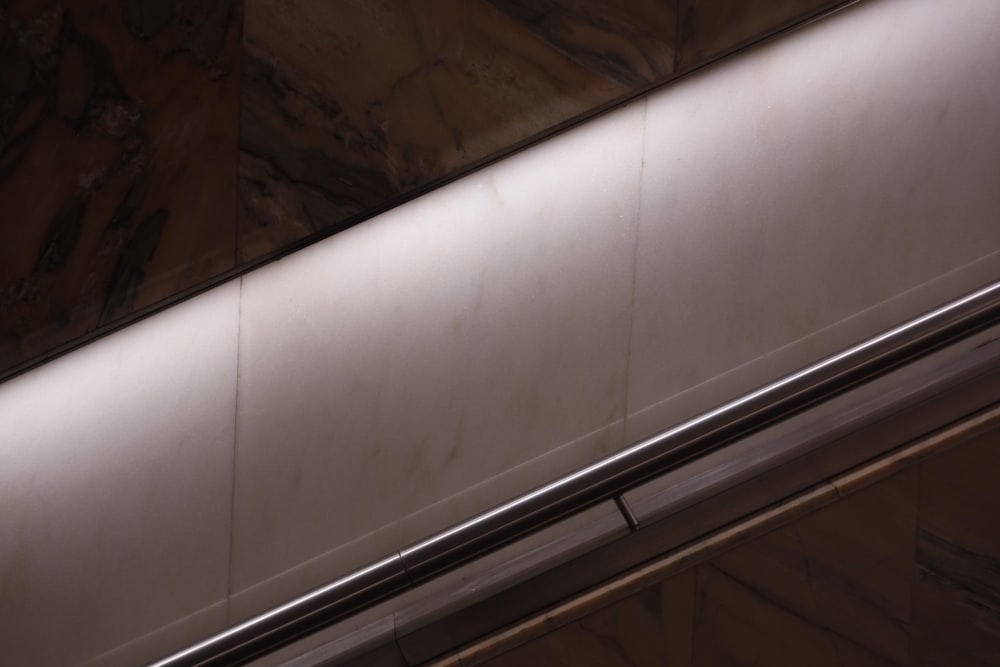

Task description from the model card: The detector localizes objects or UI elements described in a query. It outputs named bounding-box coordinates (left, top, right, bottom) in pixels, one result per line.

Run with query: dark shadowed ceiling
left=0, top=0, right=842, bottom=381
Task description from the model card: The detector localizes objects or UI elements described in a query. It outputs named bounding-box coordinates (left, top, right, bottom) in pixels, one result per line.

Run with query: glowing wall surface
left=2, top=0, right=998, bottom=664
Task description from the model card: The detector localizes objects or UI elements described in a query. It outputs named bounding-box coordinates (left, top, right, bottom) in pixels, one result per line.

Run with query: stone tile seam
left=620, top=96, right=650, bottom=451
left=226, top=275, right=246, bottom=623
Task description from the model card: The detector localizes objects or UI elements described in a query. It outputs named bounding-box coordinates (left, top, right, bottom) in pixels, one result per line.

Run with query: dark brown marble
left=677, top=0, right=843, bottom=70
left=0, top=0, right=242, bottom=376
left=909, top=425, right=1000, bottom=666
left=237, top=0, right=678, bottom=262
left=694, top=471, right=918, bottom=666
left=661, top=567, right=696, bottom=665
left=478, top=586, right=668, bottom=667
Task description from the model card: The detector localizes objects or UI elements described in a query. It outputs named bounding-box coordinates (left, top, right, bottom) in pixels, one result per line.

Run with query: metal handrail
left=151, top=279, right=1000, bottom=667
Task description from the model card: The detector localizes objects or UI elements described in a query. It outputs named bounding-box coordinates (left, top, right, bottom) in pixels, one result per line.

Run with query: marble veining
left=236, top=0, right=677, bottom=261
left=478, top=587, right=667, bottom=667
left=0, top=281, right=240, bottom=667
left=229, top=98, right=644, bottom=617
left=695, top=472, right=917, bottom=666
left=0, top=0, right=858, bottom=381
left=677, top=0, right=841, bottom=69
left=909, top=428, right=1000, bottom=666
left=627, top=0, right=1000, bottom=443
left=0, top=0, right=242, bottom=376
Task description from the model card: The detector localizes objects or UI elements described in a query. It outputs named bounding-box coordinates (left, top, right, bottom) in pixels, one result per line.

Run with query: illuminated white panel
left=628, top=0, right=1000, bottom=440
left=229, top=100, right=645, bottom=618
left=0, top=281, right=240, bottom=667
left=5, top=0, right=1000, bottom=662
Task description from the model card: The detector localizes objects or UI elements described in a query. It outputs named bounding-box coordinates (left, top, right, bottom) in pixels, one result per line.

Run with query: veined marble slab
left=2, top=0, right=851, bottom=381
left=628, top=0, right=1000, bottom=442
left=0, top=0, right=998, bottom=664
left=237, top=0, right=677, bottom=262
left=677, top=0, right=842, bottom=70
left=0, top=0, right=243, bottom=378
left=0, top=280, right=240, bottom=667
left=230, top=97, right=645, bottom=621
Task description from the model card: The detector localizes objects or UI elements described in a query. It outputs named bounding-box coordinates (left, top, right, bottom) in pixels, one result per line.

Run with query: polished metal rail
left=151, top=279, right=1000, bottom=667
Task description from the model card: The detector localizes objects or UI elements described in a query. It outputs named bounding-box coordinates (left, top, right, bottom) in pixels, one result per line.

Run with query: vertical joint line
left=615, top=495, right=640, bottom=532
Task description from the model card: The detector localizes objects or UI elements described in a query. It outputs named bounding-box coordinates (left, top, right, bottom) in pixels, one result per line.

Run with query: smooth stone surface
left=697, top=471, right=918, bottom=665
left=661, top=568, right=697, bottom=666
left=230, top=99, right=644, bottom=616
left=81, top=601, right=230, bottom=667
left=227, top=417, right=625, bottom=624
left=477, top=585, right=667, bottom=667
left=238, top=0, right=676, bottom=262
left=0, top=0, right=864, bottom=387
left=910, top=425, right=1000, bottom=666
left=676, top=0, right=841, bottom=69
left=0, top=0, right=242, bottom=378
left=0, top=0, right=869, bottom=387
left=627, top=0, right=1000, bottom=443
left=0, top=280, right=241, bottom=667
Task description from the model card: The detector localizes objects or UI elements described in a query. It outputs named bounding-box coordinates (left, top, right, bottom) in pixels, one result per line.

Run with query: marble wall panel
left=0, top=0, right=242, bottom=378
left=695, top=472, right=918, bottom=666
left=676, top=0, right=842, bottom=69
left=477, top=586, right=667, bottom=667
left=909, top=425, right=1000, bottom=666
left=0, top=280, right=240, bottom=667
left=0, top=0, right=866, bottom=383
left=628, top=0, right=1000, bottom=442
left=230, top=99, right=644, bottom=619
left=237, top=0, right=677, bottom=262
